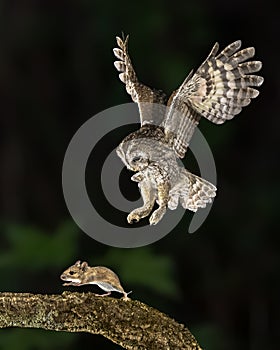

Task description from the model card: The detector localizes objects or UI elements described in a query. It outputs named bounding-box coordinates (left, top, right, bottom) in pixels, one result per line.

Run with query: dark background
left=0, top=1, right=279, bottom=349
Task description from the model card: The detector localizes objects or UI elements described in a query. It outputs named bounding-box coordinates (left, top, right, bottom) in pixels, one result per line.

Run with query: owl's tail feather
left=168, top=169, right=216, bottom=211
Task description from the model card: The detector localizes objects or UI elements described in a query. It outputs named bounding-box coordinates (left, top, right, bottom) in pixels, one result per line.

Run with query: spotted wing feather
left=168, top=169, right=216, bottom=211
left=164, top=40, right=263, bottom=158
left=113, top=35, right=167, bottom=125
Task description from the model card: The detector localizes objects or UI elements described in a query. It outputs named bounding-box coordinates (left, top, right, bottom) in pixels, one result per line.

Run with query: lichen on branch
left=0, top=292, right=202, bottom=350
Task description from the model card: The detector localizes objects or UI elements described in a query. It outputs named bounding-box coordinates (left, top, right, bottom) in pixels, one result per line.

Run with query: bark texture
left=0, top=292, right=202, bottom=350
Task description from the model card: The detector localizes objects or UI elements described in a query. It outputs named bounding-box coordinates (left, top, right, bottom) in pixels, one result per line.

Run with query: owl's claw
left=127, top=206, right=154, bottom=224
left=127, top=211, right=140, bottom=224
left=149, top=207, right=167, bottom=225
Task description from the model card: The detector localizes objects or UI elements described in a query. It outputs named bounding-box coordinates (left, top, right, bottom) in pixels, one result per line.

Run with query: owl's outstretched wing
left=164, top=40, right=264, bottom=158
left=113, top=35, right=167, bottom=126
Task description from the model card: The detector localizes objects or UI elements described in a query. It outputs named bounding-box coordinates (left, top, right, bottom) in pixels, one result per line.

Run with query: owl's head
left=116, top=140, right=150, bottom=172
left=128, top=151, right=149, bottom=171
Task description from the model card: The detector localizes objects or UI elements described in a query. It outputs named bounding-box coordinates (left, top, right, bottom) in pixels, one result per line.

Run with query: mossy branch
left=0, top=292, right=202, bottom=350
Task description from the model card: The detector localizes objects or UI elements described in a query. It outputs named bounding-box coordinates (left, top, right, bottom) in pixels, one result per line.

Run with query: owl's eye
left=132, top=156, right=142, bottom=163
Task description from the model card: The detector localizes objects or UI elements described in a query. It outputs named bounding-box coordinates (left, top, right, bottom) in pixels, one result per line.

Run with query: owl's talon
left=127, top=212, right=140, bottom=224
left=127, top=205, right=154, bottom=224
left=149, top=207, right=167, bottom=225
left=128, top=218, right=139, bottom=224
left=149, top=214, right=159, bottom=225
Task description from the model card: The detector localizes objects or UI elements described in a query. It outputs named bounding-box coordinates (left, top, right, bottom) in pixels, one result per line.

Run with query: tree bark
left=0, top=292, right=202, bottom=349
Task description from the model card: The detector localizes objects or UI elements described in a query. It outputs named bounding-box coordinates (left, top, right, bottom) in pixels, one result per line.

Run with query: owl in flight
left=113, top=35, right=263, bottom=225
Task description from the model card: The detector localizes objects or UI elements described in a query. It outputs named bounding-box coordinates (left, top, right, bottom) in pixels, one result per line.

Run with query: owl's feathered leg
left=149, top=181, right=170, bottom=225
left=127, top=177, right=156, bottom=224
left=140, top=162, right=170, bottom=225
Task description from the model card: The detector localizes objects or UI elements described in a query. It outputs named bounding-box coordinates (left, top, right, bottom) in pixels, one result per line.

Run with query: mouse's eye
left=69, top=271, right=75, bottom=275
left=132, top=156, right=142, bottom=163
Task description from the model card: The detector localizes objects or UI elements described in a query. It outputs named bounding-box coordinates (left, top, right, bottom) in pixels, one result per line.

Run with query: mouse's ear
left=81, top=261, right=88, bottom=271
left=74, top=260, right=81, bottom=267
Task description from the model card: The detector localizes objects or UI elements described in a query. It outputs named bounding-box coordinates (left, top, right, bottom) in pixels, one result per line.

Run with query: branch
left=0, top=292, right=202, bottom=349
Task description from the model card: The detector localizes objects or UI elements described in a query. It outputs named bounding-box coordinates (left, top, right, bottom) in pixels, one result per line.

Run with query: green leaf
left=0, top=221, right=79, bottom=270
left=95, top=246, right=180, bottom=298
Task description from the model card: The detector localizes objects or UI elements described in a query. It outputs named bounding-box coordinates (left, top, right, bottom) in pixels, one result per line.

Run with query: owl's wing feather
left=182, top=171, right=216, bottom=212
left=168, top=169, right=216, bottom=211
left=113, top=35, right=167, bottom=125
left=164, top=40, right=263, bottom=158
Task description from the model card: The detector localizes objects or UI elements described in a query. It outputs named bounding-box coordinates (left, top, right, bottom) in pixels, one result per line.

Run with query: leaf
left=95, top=246, right=181, bottom=298
left=0, top=221, right=79, bottom=270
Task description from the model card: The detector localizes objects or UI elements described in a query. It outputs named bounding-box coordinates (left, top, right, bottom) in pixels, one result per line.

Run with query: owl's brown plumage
left=113, top=34, right=263, bottom=225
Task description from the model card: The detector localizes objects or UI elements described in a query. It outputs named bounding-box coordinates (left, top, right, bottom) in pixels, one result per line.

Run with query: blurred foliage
left=97, top=246, right=180, bottom=298
left=0, top=221, right=79, bottom=270
left=0, top=220, right=179, bottom=297
left=0, top=329, right=76, bottom=350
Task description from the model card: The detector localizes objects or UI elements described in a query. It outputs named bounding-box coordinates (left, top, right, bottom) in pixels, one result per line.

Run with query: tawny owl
left=113, top=35, right=263, bottom=225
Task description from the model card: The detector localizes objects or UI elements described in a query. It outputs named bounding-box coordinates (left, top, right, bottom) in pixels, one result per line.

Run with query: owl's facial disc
left=117, top=140, right=150, bottom=171
left=116, top=146, right=124, bottom=161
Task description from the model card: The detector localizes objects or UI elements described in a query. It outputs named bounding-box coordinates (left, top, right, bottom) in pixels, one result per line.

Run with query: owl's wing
left=113, top=35, right=167, bottom=126
left=164, top=40, right=264, bottom=158
left=168, top=169, right=216, bottom=211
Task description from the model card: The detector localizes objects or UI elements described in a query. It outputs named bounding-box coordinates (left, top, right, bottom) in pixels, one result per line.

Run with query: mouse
left=60, top=260, right=131, bottom=301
